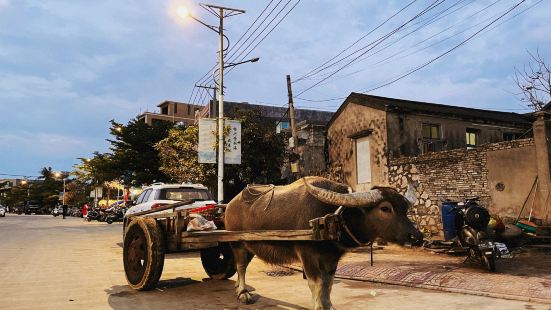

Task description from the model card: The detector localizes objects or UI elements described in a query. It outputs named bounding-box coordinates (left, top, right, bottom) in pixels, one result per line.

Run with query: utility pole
left=184, top=3, right=247, bottom=203
left=210, top=4, right=245, bottom=204
left=195, top=84, right=217, bottom=117
left=287, top=74, right=299, bottom=176
left=286, top=75, right=298, bottom=145
left=217, top=7, right=225, bottom=204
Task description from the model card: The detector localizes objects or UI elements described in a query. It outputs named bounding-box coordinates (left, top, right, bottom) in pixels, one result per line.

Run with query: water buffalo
left=225, top=176, right=422, bottom=310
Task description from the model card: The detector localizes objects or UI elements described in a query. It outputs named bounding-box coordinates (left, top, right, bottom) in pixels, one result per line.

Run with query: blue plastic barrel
left=441, top=201, right=459, bottom=241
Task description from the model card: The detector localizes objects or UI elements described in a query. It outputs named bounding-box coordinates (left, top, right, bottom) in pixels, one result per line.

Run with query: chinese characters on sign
left=198, top=118, right=241, bottom=164
left=224, top=120, right=241, bottom=164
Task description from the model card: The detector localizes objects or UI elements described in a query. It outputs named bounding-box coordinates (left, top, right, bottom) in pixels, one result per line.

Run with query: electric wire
left=362, top=0, right=528, bottom=94
left=293, top=0, right=447, bottom=87
left=295, top=0, right=448, bottom=97
left=293, top=0, right=419, bottom=83
left=189, top=0, right=297, bottom=101
left=308, top=0, right=505, bottom=90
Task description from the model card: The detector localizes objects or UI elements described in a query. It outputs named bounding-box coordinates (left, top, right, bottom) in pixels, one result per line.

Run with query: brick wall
left=388, top=138, right=535, bottom=237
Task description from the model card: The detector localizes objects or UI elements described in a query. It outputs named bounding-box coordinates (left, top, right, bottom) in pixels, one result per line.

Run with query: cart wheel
left=200, top=243, right=236, bottom=280
left=123, top=218, right=165, bottom=290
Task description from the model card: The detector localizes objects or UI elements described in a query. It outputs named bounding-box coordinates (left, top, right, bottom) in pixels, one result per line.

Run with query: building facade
left=327, top=93, right=531, bottom=191
left=137, top=101, right=202, bottom=126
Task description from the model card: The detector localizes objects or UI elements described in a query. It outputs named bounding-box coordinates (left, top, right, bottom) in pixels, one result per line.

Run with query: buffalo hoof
left=237, top=290, right=253, bottom=304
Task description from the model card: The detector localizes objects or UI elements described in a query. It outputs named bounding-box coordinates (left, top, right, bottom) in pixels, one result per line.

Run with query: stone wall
left=327, top=102, right=389, bottom=191
left=388, top=138, right=535, bottom=237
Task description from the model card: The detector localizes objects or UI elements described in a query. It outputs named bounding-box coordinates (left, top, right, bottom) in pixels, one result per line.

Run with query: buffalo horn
left=303, top=178, right=383, bottom=207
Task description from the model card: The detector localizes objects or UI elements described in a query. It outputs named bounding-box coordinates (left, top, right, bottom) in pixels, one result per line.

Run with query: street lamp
left=21, top=180, right=29, bottom=198
left=55, top=172, right=66, bottom=205
left=177, top=3, right=248, bottom=204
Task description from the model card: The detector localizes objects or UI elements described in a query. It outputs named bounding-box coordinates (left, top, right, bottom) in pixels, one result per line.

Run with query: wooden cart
left=122, top=201, right=343, bottom=290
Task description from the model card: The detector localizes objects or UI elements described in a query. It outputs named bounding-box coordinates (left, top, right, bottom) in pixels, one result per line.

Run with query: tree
left=108, top=119, right=173, bottom=185
left=39, top=167, right=55, bottom=180
left=64, top=180, right=90, bottom=207
left=155, top=108, right=287, bottom=201
left=73, top=153, right=118, bottom=186
left=514, top=49, right=551, bottom=111
left=155, top=126, right=217, bottom=189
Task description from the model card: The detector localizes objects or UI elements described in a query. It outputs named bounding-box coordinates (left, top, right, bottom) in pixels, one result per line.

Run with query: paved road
left=1, top=214, right=550, bottom=309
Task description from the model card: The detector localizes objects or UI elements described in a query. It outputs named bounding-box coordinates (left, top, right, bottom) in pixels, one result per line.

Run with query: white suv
left=125, top=183, right=216, bottom=217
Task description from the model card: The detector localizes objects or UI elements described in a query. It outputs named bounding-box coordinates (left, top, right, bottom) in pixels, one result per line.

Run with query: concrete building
left=327, top=93, right=531, bottom=191
left=137, top=101, right=202, bottom=126
left=326, top=93, right=551, bottom=235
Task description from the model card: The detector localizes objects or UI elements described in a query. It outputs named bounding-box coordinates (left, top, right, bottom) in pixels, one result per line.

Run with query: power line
left=293, top=0, right=448, bottom=87
left=295, top=0, right=448, bottom=97
left=226, top=0, right=302, bottom=77
left=293, top=0, right=419, bottom=83
left=363, top=0, right=528, bottom=94
left=307, top=0, right=504, bottom=89
left=189, top=0, right=292, bottom=102
left=0, top=173, right=40, bottom=178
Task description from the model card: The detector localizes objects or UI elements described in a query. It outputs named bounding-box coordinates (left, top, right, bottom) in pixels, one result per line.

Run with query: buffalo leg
left=231, top=242, right=254, bottom=304
left=299, top=251, right=338, bottom=310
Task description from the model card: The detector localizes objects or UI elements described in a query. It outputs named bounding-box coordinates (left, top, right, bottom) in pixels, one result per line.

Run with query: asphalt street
left=0, top=214, right=549, bottom=309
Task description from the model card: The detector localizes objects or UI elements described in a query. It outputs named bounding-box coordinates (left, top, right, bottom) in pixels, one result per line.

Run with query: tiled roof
left=328, top=93, right=532, bottom=128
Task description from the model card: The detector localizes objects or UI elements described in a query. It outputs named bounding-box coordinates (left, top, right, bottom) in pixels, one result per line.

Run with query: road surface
left=0, top=214, right=549, bottom=309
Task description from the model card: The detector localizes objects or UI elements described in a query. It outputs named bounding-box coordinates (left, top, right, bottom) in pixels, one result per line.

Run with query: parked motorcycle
left=442, top=197, right=511, bottom=272
left=86, top=208, right=101, bottom=222
left=105, top=207, right=126, bottom=224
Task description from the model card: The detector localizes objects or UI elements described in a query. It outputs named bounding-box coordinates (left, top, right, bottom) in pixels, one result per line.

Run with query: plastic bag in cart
left=186, top=214, right=217, bottom=232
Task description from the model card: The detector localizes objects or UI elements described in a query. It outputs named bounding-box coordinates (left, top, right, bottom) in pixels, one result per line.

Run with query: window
left=276, top=121, right=290, bottom=133
left=421, top=123, right=442, bottom=154
left=188, top=105, right=191, bottom=115
left=466, top=128, right=478, bottom=147
left=159, top=188, right=212, bottom=201
left=161, top=106, right=169, bottom=115
left=143, top=189, right=153, bottom=202
left=135, top=189, right=151, bottom=204
left=174, top=103, right=178, bottom=114
left=422, top=124, right=440, bottom=139
left=503, top=132, right=522, bottom=141
left=356, top=136, right=372, bottom=184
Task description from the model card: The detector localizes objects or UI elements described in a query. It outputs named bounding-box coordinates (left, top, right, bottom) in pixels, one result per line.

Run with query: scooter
left=105, top=207, right=126, bottom=224
left=86, top=208, right=101, bottom=222
left=452, top=197, right=511, bottom=271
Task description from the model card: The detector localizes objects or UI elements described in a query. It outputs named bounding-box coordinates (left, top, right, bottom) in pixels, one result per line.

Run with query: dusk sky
left=0, top=0, right=549, bottom=178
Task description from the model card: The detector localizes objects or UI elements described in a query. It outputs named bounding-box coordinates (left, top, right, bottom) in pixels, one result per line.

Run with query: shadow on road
left=105, top=278, right=306, bottom=309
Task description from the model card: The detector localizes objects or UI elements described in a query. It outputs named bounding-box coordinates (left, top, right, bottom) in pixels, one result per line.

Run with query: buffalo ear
left=405, top=182, right=417, bottom=206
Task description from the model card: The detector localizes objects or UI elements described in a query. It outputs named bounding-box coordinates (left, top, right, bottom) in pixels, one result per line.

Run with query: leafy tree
left=155, top=126, right=217, bottom=189
left=1, top=186, right=27, bottom=208
left=108, top=119, right=173, bottom=185
left=73, top=153, right=118, bottom=186
left=64, top=180, right=90, bottom=207
left=155, top=108, right=287, bottom=201
left=224, top=108, right=287, bottom=199
left=40, top=166, right=55, bottom=180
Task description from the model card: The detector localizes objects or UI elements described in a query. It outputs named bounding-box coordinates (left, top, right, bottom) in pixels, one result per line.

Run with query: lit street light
left=21, top=180, right=30, bottom=198
left=55, top=172, right=66, bottom=205
left=177, top=3, right=253, bottom=203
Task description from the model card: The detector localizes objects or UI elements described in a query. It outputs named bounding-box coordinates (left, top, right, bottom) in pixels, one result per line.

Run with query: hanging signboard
left=89, top=186, right=103, bottom=198
left=224, top=120, right=241, bottom=165
left=198, top=118, right=241, bottom=165
left=198, top=118, right=217, bottom=164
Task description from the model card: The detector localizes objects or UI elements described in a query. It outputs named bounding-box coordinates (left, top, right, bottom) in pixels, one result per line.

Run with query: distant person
left=62, top=204, right=68, bottom=219
left=82, top=203, right=88, bottom=220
